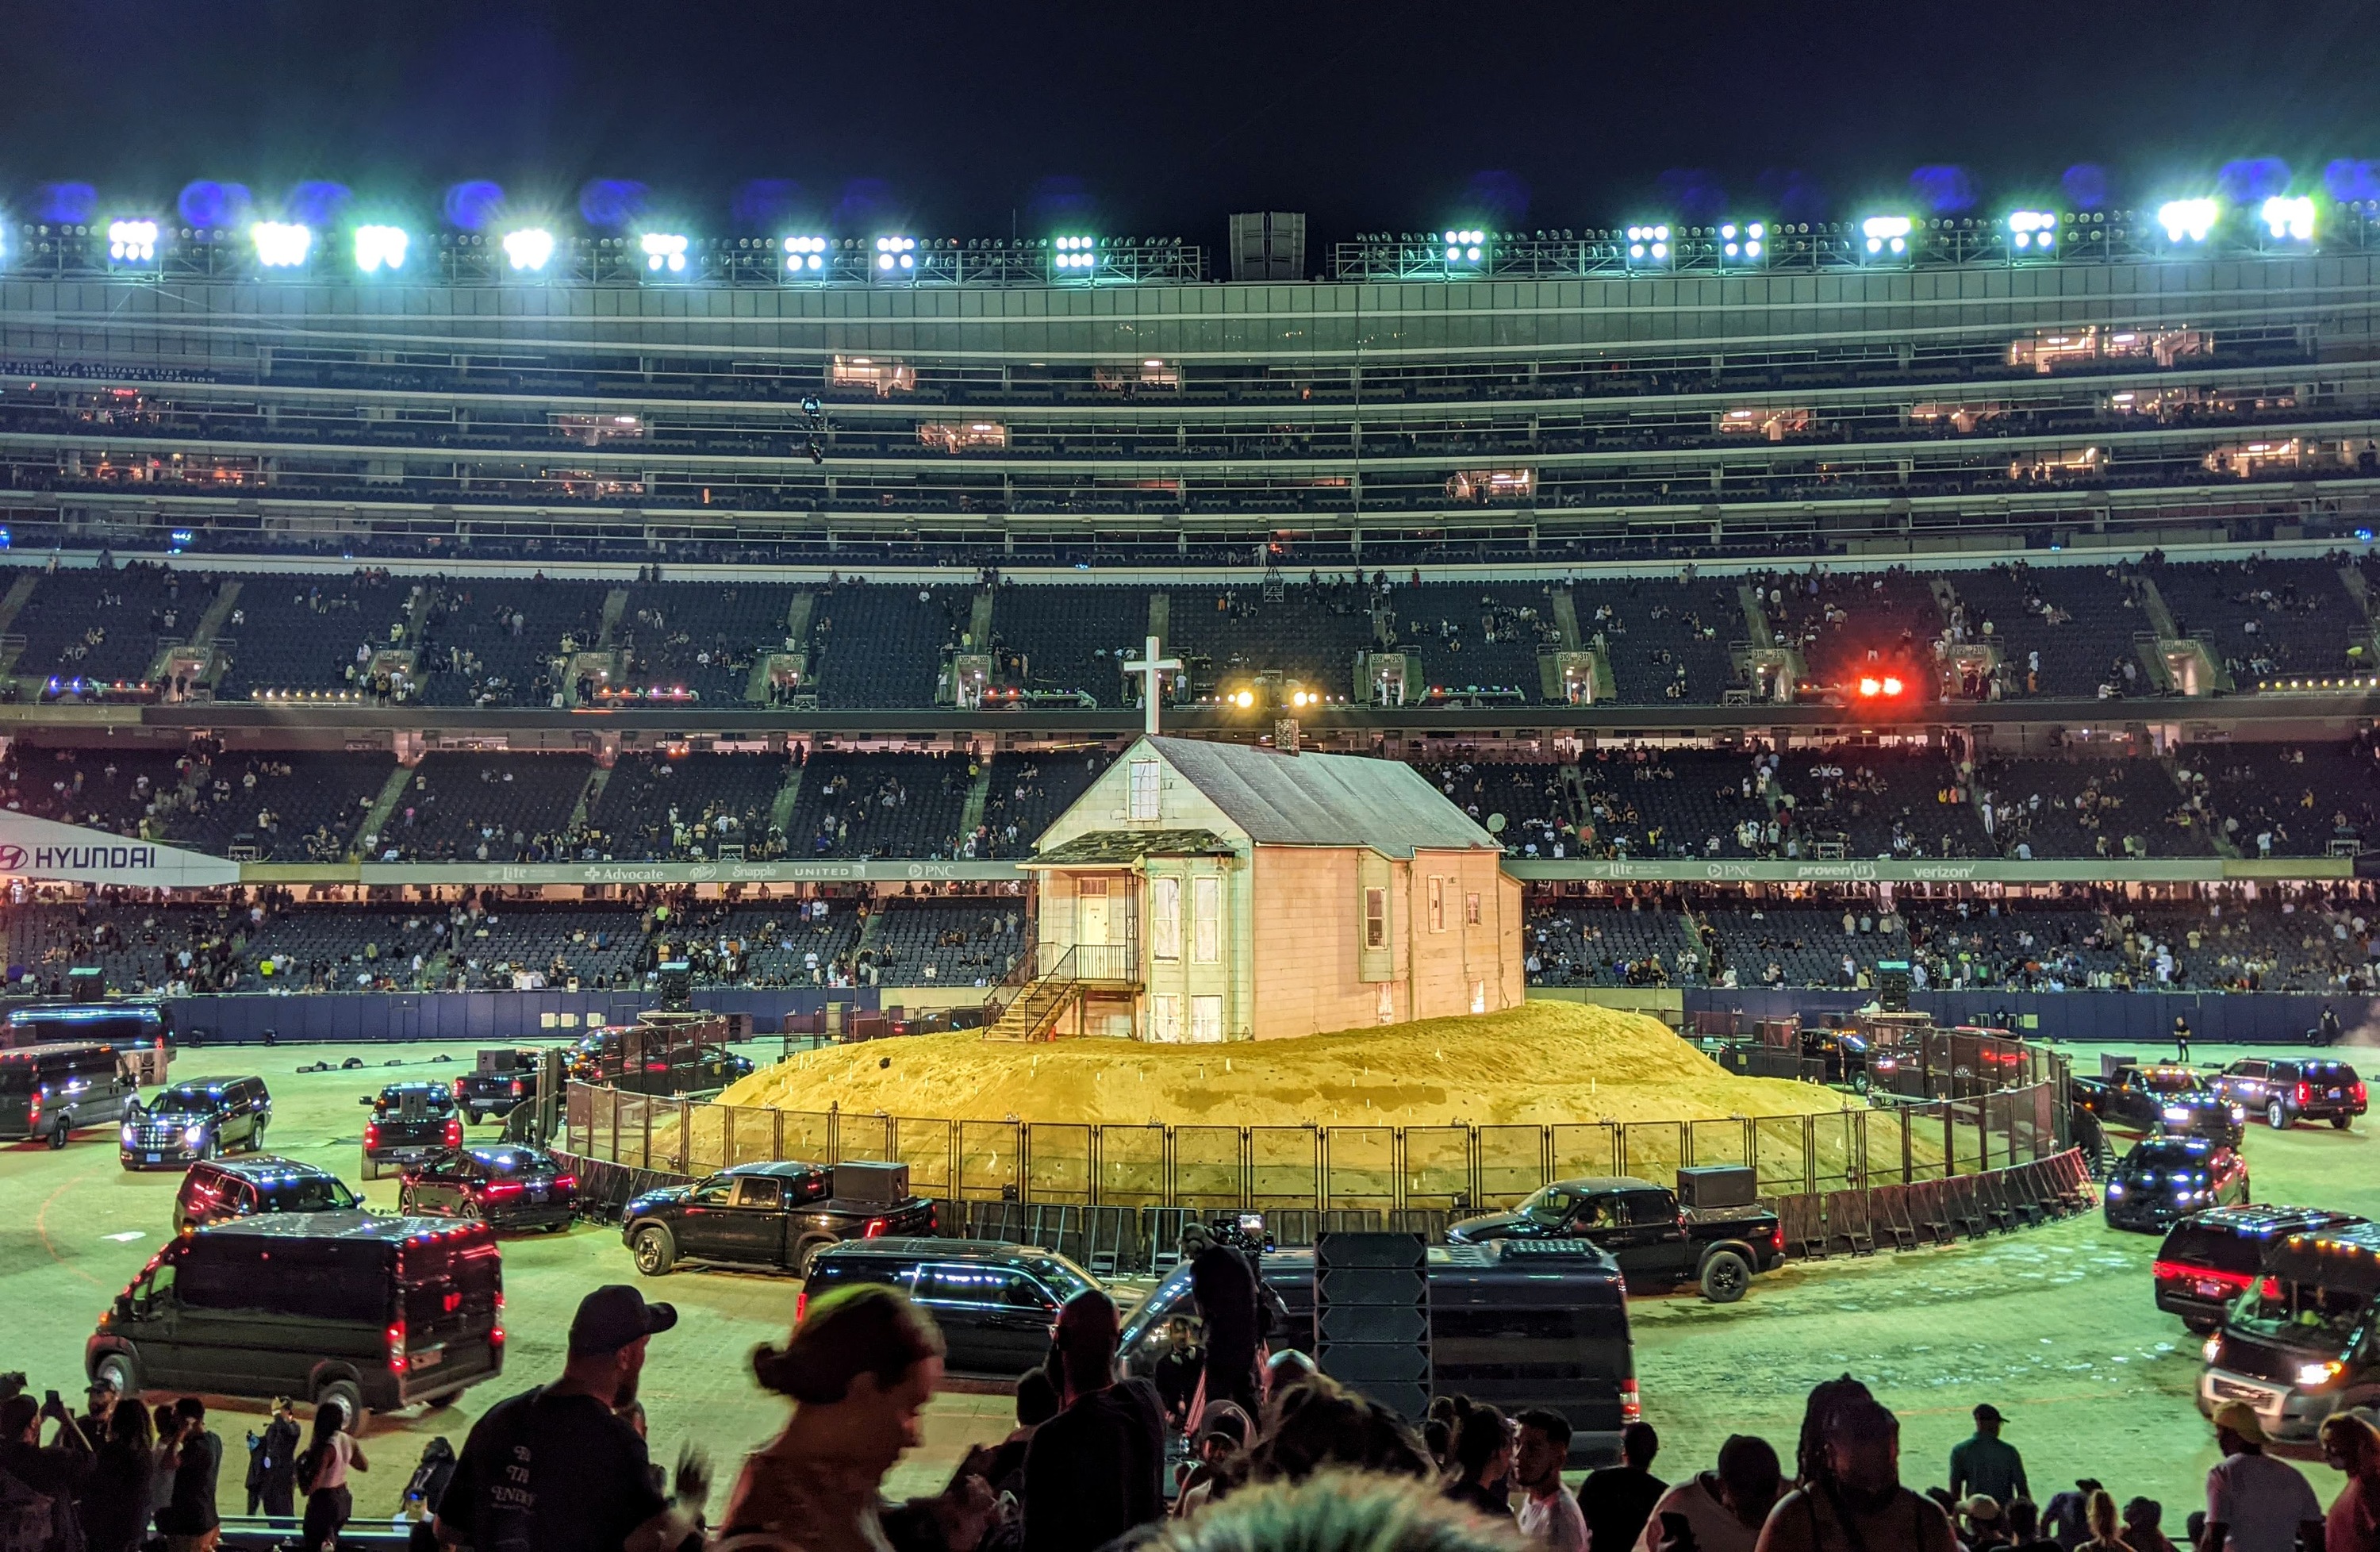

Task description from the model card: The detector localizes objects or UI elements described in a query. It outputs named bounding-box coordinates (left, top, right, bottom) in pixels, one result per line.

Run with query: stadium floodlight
left=783, top=235, right=827, bottom=272
left=2157, top=198, right=2219, bottom=244
left=2006, top=210, right=2059, bottom=252
left=503, top=227, right=555, bottom=271
left=251, top=221, right=312, bottom=269
left=874, top=234, right=917, bottom=271
left=1054, top=234, right=1099, bottom=271
left=1441, top=228, right=1484, bottom=263
left=1860, top=215, right=1911, bottom=256
left=2260, top=194, right=2316, bottom=242
left=353, top=225, right=409, bottom=273
left=106, top=219, right=159, bottom=263
left=640, top=232, right=689, bottom=273
left=1719, top=221, right=1766, bottom=261
left=1625, top=223, right=1671, bottom=262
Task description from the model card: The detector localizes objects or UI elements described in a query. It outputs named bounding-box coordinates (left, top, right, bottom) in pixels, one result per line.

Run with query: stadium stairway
left=958, top=759, right=992, bottom=843
left=597, top=587, right=631, bottom=647
left=569, top=766, right=612, bottom=836
left=356, top=766, right=416, bottom=855
left=767, top=761, right=806, bottom=836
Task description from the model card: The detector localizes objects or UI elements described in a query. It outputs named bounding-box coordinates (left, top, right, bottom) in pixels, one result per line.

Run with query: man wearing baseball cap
left=436, top=1286, right=699, bottom=1552
left=1948, top=1402, right=2028, bottom=1510
left=2202, top=1400, right=2320, bottom=1552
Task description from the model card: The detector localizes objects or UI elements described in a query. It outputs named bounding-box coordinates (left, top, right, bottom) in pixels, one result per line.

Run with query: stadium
left=6, top=148, right=2380, bottom=1540
left=0, top=188, right=2376, bottom=1035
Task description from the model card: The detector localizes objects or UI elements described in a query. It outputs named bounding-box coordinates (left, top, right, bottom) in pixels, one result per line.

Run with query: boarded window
left=1465, top=892, right=1482, bottom=926
left=1428, top=877, right=1446, bottom=933
left=1151, top=876, right=1181, bottom=960
left=1472, top=979, right=1488, bottom=1014
left=1128, top=760, right=1161, bottom=822
left=1191, top=994, right=1223, bottom=1043
left=1192, top=876, right=1222, bottom=963
left=1377, top=983, right=1395, bottom=1024
left=1364, top=887, right=1388, bottom=948
left=1150, top=995, right=1184, bottom=1043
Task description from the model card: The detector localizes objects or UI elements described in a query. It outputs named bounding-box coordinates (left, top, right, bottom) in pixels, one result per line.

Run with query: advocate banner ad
left=0, top=813, right=241, bottom=889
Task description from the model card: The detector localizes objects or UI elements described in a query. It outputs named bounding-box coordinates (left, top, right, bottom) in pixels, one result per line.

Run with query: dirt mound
left=720, top=1001, right=1856, bottom=1127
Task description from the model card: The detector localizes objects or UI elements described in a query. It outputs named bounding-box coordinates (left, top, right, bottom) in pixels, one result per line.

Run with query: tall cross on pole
left=1123, top=633, right=1181, bottom=737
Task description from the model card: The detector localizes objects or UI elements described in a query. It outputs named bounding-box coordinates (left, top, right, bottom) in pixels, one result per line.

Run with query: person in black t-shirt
left=1576, top=1420, right=1665, bottom=1552
left=1151, top=1316, right=1203, bottom=1430
left=435, top=1285, right=697, bottom=1552
left=1180, top=1224, right=1261, bottom=1417
left=1021, top=1290, right=1165, bottom=1552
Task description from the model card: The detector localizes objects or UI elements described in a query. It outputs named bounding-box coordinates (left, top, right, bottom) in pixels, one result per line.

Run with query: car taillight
left=510, top=1079, right=524, bottom=1097
left=927, top=1202, right=939, bottom=1234
left=452, top=1078, right=466, bottom=1100
left=444, top=1119, right=463, bottom=1147
left=1620, top=1377, right=1641, bottom=1425
left=551, top=1174, right=576, bottom=1193
left=25, top=1091, right=40, bottom=1123
left=386, top=1320, right=407, bottom=1372
left=1772, top=1223, right=1785, bottom=1253
left=2355, top=1082, right=2368, bottom=1104
left=794, top=1290, right=808, bottom=1325
left=863, top=1216, right=888, bottom=1238
left=364, top=1123, right=380, bottom=1149
left=2155, top=1260, right=2251, bottom=1292
left=2297, top=1082, right=2312, bottom=1108
left=481, top=1180, right=524, bottom=1200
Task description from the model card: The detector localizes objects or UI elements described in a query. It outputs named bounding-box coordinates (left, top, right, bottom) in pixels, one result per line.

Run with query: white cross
left=1123, top=633, right=1181, bottom=736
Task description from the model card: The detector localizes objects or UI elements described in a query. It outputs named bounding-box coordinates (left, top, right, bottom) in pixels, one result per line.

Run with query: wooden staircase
left=981, top=944, right=1140, bottom=1042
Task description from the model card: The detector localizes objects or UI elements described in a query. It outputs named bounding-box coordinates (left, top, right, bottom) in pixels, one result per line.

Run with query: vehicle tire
left=199, top=1134, right=219, bottom=1162
left=2332, top=1115, right=2353, bottom=1131
left=45, top=1116, right=70, bottom=1150
left=314, top=1378, right=364, bottom=1432
left=1851, top=1072, right=1871, bottom=1096
left=2267, top=1101, right=2289, bottom=1131
left=248, top=1120, right=267, bottom=1154
left=396, top=1186, right=415, bottom=1215
left=2185, top=1316, right=2218, bottom=1335
left=1698, top=1248, right=1752, bottom=1304
left=94, top=1351, right=139, bottom=1399
left=795, top=1236, right=835, bottom=1277
left=632, top=1225, right=676, bottom=1277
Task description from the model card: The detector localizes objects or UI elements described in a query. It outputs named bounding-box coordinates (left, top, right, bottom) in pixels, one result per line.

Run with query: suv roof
left=0, top=1042, right=113, bottom=1063
left=378, top=1081, right=452, bottom=1095
left=201, top=1211, right=479, bottom=1243
left=1549, top=1176, right=1662, bottom=1194
left=2177, top=1205, right=2356, bottom=1236
left=194, top=1155, right=341, bottom=1183
left=164, top=1076, right=253, bottom=1091
left=722, top=1160, right=827, bottom=1179
left=823, top=1236, right=1046, bottom=1265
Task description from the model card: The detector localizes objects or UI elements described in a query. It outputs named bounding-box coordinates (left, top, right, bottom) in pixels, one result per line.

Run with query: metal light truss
left=1332, top=206, right=2380, bottom=282
left=1, top=225, right=1204, bottom=289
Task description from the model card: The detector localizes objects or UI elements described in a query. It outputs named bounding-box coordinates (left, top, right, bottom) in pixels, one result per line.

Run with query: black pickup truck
left=1445, top=1172, right=1784, bottom=1302
left=454, top=1047, right=549, bottom=1126
left=620, top=1160, right=939, bottom=1277
left=2072, top=1061, right=2209, bottom=1132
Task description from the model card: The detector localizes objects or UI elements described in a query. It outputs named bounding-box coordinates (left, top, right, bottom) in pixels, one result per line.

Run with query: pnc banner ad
left=0, top=813, right=242, bottom=889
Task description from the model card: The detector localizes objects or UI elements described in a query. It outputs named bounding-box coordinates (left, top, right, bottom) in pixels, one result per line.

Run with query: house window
left=1377, top=983, right=1395, bottom=1024
left=1151, top=876, right=1181, bottom=961
left=1150, top=995, right=1184, bottom=1043
left=1428, top=876, right=1445, bottom=933
left=1364, top=887, right=1388, bottom=949
left=1192, top=875, right=1221, bottom=963
left=1190, top=994, right=1223, bottom=1043
left=1465, top=892, right=1482, bottom=926
left=1128, top=760, right=1161, bottom=822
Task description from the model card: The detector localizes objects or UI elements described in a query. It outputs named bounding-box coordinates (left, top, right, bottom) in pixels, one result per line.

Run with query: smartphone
left=42, top=1390, right=60, bottom=1411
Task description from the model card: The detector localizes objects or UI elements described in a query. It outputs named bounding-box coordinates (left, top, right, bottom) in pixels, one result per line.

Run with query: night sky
left=3, top=1, right=2374, bottom=248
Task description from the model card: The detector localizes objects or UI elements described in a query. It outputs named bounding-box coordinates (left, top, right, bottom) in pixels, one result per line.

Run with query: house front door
left=1076, top=878, right=1111, bottom=946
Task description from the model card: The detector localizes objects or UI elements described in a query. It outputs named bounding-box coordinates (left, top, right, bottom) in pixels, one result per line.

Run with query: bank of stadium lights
left=251, top=221, right=312, bottom=269
left=783, top=235, right=827, bottom=272
left=2261, top=195, right=2317, bottom=243
left=1860, top=215, right=1911, bottom=257
left=106, top=219, right=159, bottom=263
left=2006, top=210, right=2058, bottom=252
left=2158, top=198, right=2219, bottom=244
left=353, top=225, right=409, bottom=274
left=875, top=235, right=916, bottom=271
left=1053, top=235, right=1099, bottom=271
left=639, top=232, right=689, bottom=273
left=502, top=227, right=555, bottom=272
left=1626, top=224, right=1669, bottom=263
left=1443, top=229, right=1484, bottom=264
left=1719, top=222, right=1765, bottom=262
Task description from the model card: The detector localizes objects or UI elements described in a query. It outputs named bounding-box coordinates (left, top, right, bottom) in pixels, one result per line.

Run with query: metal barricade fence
left=566, top=1077, right=2067, bottom=1212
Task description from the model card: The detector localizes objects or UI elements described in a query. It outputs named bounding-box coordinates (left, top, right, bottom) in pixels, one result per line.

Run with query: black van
left=1119, top=1238, right=1639, bottom=1466
left=173, top=1157, right=363, bottom=1232
left=2198, top=1219, right=2380, bottom=1444
left=0, top=1043, right=137, bottom=1147
left=800, top=1238, right=1103, bottom=1377
left=88, top=1212, right=505, bottom=1420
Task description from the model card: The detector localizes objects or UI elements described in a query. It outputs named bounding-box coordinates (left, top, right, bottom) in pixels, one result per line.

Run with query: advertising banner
left=0, top=813, right=241, bottom=889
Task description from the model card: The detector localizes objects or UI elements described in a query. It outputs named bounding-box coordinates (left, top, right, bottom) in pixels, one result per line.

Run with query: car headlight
left=2297, top=1360, right=2344, bottom=1389
left=2204, top=1334, right=2223, bottom=1363
left=121, top=1124, right=136, bottom=1144
left=2230, top=1105, right=2245, bottom=1121
left=183, top=1124, right=205, bottom=1147
left=2108, top=1183, right=2126, bottom=1197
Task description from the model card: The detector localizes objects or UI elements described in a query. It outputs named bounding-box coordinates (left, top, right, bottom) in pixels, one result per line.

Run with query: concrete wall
left=163, top=985, right=876, bottom=1044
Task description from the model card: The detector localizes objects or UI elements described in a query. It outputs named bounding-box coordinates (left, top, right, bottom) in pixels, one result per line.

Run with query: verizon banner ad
left=0, top=813, right=240, bottom=889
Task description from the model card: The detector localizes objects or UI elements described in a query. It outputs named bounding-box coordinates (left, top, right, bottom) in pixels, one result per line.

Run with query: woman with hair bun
left=713, top=1283, right=963, bottom=1552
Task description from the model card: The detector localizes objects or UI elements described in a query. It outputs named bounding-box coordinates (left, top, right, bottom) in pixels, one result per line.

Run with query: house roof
left=1023, top=828, right=1236, bottom=867
left=1142, top=736, right=1499, bottom=859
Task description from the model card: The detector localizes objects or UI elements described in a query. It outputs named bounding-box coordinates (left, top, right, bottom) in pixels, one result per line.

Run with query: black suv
left=0, top=1043, right=137, bottom=1149
left=2153, top=1092, right=2248, bottom=1149
left=803, top=1238, right=1101, bottom=1376
left=121, top=1077, right=272, bottom=1170
left=174, top=1157, right=362, bottom=1232
left=2153, top=1205, right=2367, bottom=1331
left=2105, top=1136, right=2251, bottom=1233
left=621, top=1161, right=939, bottom=1277
left=360, top=1082, right=464, bottom=1180
left=2209, top=1058, right=2368, bottom=1131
